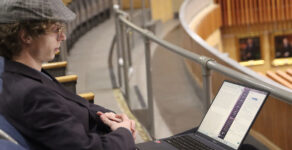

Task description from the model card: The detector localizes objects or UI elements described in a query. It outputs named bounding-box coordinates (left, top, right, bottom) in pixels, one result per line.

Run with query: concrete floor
left=66, top=16, right=269, bottom=149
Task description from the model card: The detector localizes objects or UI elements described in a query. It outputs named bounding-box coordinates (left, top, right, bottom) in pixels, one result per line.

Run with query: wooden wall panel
left=122, top=0, right=150, bottom=9
left=150, top=0, right=173, bottom=22
left=284, top=0, right=289, bottom=20
left=215, top=0, right=292, bottom=26
left=268, top=0, right=272, bottom=22
left=252, top=96, right=292, bottom=150
left=249, top=0, right=254, bottom=24
left=262, top=0, right=267, bottom=22
left=222, top=0, right=227, bottom=26
left=253, top=0, right=259, bottom=23
left=195, top=5, right=222, bottom=40
left=245, top=0, right=250, bottom=24
left=290, top=0, right=292, bottom=20
left=240, top=0, right=246, bottom=25
left=230, top=0, right=236, bottom=25
left=258, top=0, right=263, bottom=23
left=280, top=0, right=285, bottom=21
left=235, top=0, right=241, bottom=25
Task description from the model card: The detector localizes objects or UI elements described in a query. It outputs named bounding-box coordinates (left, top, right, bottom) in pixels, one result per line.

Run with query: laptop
left=136, top=80, right=269, bottom=150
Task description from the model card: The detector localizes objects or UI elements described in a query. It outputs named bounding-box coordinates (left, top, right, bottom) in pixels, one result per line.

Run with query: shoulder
left=1, top=72, right=61, bottom=111
left=2, top=72, right=46, bottom=99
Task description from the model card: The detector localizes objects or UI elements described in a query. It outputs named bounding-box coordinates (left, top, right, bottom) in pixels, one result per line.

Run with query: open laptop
left=136, top=80, right=269, bottom=150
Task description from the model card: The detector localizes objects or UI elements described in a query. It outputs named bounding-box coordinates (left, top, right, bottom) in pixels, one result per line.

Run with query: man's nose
left=58, top=32, right=66, bottom=41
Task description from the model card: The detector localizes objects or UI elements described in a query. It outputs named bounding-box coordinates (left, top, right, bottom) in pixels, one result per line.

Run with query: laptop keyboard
left=164, top=135, right=214, bottom=150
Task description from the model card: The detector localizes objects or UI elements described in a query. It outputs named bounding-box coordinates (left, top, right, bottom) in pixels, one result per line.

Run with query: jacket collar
left=4, top=59, right=43, bottom=82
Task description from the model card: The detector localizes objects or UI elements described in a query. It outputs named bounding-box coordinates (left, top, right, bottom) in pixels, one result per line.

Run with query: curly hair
left=0, top=21, right=57, bottom=60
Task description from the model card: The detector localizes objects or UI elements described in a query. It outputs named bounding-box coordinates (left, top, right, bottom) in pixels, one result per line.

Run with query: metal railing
left=111, top=5, right=292, bottom=138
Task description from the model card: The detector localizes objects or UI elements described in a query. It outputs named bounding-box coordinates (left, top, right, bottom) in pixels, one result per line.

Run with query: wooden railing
left=193, top=4, right=222, bottom=40
left=180, top=0, right=292, bottom=149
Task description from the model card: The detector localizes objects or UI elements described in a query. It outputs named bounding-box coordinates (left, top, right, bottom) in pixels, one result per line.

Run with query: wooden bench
left=56, top=75, right=78, bottom=94
left=275, top=70, right=292, bottom=84
left=79, top=92, right=94, bottom=103
left=286, top=69, right=292, bottom=76
left=266, top=71, right=292, bottom=89
left=42, top=61, right=67, bottom=77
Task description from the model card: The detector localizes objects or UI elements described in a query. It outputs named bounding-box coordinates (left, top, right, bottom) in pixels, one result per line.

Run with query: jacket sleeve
left=86, top=99, right=115, bottom=134
left=22, top=86, right=136, bottom=150
left=88, top=102, right=113, bottom=113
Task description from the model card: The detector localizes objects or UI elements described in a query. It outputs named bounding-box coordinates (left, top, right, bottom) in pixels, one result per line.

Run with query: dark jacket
left=0, top=59, right=135, bottom=150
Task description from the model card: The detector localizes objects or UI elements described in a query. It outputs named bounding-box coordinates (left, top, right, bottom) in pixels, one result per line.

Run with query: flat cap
left=0, top=0, right=76, bottom=23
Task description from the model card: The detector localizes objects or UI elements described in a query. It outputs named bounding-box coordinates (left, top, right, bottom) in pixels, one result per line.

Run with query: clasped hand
left=97, top=111, right=136, bottom=139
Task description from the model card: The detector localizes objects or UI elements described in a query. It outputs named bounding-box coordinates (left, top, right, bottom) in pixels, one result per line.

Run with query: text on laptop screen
left=198, top=82, right=268, bottom=149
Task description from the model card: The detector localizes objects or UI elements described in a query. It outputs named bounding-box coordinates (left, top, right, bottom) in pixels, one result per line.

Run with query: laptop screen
left=197, top=81, right=268, bottom=149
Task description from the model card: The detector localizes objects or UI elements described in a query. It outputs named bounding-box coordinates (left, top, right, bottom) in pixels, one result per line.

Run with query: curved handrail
left=117, top=15, right=292, bottom=104
left=113, top=3, right=292, bottom=139
left=179, top=0, right=292, bottom=104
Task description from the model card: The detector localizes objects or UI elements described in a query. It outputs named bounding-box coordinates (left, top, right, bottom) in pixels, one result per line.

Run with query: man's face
left=283, top=38, right=289, bottom=46
left=28, top=23, right=66, bottom=63
left=247, top=39, right=253, bottom=46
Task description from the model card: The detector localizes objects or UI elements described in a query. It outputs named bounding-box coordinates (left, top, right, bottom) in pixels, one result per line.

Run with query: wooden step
left=42, top=61, right=67, bottom=77
left=286, top=69, right=292, bottom=76
left=266, top=71, right=292, bottom=89
left=275, top=70, right=292, bottom=84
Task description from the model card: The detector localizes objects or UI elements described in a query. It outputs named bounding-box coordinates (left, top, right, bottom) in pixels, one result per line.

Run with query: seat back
left=0, top=115, right=30, bottom=149
left=42, top=61, right=67, bottom=77
left=56, top=75, right=78, bottom=94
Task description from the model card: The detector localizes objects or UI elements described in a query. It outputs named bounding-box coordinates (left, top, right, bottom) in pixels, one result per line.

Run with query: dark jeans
left=175, top=128, right=258, bottom=150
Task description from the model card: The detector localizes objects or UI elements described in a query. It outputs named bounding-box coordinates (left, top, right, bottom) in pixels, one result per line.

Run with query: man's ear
left=19, top=29, right=32, bottom=45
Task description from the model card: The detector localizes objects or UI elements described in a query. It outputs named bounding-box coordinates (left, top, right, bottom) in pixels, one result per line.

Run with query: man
left=0, top=0, right=136, bottom=149
left=241, top=38, right=260, bottom=61
left=276, top=37, right=291, bottom=58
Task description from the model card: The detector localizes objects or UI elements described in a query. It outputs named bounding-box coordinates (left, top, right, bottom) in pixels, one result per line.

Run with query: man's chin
left=46, top=55, right=56, bottom=62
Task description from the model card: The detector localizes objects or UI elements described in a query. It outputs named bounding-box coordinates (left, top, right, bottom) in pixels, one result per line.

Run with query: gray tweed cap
left=0, top=0, right=76, bottom=23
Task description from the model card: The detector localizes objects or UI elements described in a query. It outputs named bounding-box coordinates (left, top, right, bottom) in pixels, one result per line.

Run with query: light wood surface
left=275, top=70, right=292, bottom=84
left=195, top=5, right=222, bottom=40
left=56, top=75, right=78, bottom=83
left=286, top=69, right=292, bottom=76
left=150, top=0, right=173, bottom=22
left=62, top=0, right=72, bottom=5
left=122, top=0, right=149, bottom=9
left=266, top=71, right=292, bottom=89
left=215, top=0, right=292, bottom=26
left=79, top=92, right=95, bottom=101
left=42, top=61, right=67, bottom=70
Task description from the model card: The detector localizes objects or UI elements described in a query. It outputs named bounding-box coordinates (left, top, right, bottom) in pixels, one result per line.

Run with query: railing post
left=144, top=36, right=155, bottom=137
left=118, top=0, right=122, bottom=7
left=141, top=0, right=146, bottom=28
left=130, top=0, right=134, bottom=19
left=129, top=0, right=135, bottom=48
left=200, top=56, right=214, bottom=114
left=148, top=0, right=151, bottom=20
left=119, top=17, right=131, bottom=106
left=113, top=5, right=123, bottom=88
left=126, top=28, right=133, bottom=71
